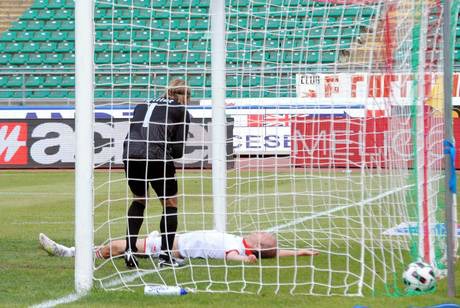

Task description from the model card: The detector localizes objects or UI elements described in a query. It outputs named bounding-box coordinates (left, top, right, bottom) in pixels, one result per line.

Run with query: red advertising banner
left=291, top=116, right=448, bottom=168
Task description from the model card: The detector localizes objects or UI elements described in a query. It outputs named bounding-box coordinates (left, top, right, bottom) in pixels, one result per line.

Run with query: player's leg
left=123, top=160, right=148, bottom=268
left=39, top=233, right=75, bottom=257
left=151, top=161, right=182, bottom=267
left=95, top=238, right=147, bottom=259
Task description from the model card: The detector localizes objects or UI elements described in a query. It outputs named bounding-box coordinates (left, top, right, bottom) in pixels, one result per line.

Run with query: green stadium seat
left=151, top=31, right=167, bottom=40
left=0, top=43, right=5, bottom=52
left=61, top=53, right=75, bottom=64
left=11, top=53, right=29, bottom=65
left=133, top=0, right=150, bottom=7
left=25, top=76, right=45, bottom=87
left=28, top=20, right=45, bottom=31
left=0, top=32, right=16, bottom=42
left=112, top=52, right=130, bottom=64
left=43, top=20, right=61, bottom=31
left=31, top=0, right=48, bottom=9
left=36, top=10, right=55, bottom=20
left=0, top=76, right=9, bottom=87
left=169, top=31, right=187, bottom=40
left=96, top=31, right=117, bottom=41
left=56, top=42, right=74, bottom=52
left=306, top=51, right=319, bottom=63
left=115, top=75, right=131, bottom=85
left=21, top=9, right=38, bottom=20
left=50, top=31, right=68, bottom=41
left=49, top=90, right=70, bottom=98
left=54, top=9, right=73, bottom=19
left=28, top=53, right=45, bottom=64
left=168, top=52, right=183, bottom=63
left=5, top=43, right=23, bottom=52
left=97, top=75, right=113, bottom=85
left=188, top=75, right=206, bottom=87
left=342, top=27, right=359, bottom=38
left=132, top=8, right=151, bottom=19
left=45, top=53, right=63, bottom=64
left=95, top=53, right=111, bottom=64
left=133, top=75, right=149, bottom=86
left=31, top=90, right=51, bottom=98
left=10, top=21, right=27, bottom=31
left=132, top=52, right=149, bottom=64
left=61, top=75, right=74, bottom=87
left=48, top=0, right=74, bottom=9
left=190, top=40, right=207, bottom=51
left=321, top=51, right=337, bottom=63
left=15, top=32, right=33, bottom=41
left=133, top=30, right=150, bottom=41
left=38, top=42, right=57, bottom=52
left=60, top=20, right=74, bottom=30
left=43, top=75, right=63, bottom=87
left=0, top=91, right=12, bottom=98
left=95, top=89, right=110, bottom=98
left=118, top=30, right=133, bottom=41
left=33, top=32, right=51, bottom=41
left=0, top=53, right=11, bottom=65
left=6, top=76, right=24, bottom=87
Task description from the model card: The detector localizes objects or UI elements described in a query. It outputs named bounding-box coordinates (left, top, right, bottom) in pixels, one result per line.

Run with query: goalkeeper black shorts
left=123, top=160, right=178, bottom=199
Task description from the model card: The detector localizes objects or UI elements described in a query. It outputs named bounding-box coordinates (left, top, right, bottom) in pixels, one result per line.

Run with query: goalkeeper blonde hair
left=165, top=79, right=191, bottom=105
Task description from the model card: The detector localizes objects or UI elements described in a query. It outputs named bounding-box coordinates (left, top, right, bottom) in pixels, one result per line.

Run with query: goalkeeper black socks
left=160, top=206, right=178, bottom=253
left=125, top=200, right=145, bottom=253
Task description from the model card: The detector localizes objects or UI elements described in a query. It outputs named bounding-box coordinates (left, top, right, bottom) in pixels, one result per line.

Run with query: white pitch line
left=267, top=183, right=414, bottom=233
left=12, top=221, right=71, bottom=225
left=30, top=293, right=83, bottom=308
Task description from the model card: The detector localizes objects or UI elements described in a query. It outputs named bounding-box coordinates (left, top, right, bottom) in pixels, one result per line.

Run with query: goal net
left=87, top=0, right=450, bottom=296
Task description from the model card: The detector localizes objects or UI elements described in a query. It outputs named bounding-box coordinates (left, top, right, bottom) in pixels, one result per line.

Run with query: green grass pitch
left=0, top=170, right=459, bottom=307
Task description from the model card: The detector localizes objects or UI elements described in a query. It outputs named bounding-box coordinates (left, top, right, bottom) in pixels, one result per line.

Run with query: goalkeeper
left=39, top=231, right=319, bottom=264
left=123, top=79, right=191, bottom=268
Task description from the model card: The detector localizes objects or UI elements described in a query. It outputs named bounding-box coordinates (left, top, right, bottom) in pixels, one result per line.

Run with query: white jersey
left=144, top=230, right=252, bottom=259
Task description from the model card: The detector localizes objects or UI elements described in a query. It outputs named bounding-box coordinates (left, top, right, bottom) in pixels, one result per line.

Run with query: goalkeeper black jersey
left=123, top=97, right=191, bottom=161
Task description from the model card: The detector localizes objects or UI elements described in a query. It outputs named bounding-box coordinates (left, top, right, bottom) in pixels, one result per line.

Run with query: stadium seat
left=0, top=91, right=12, bottom=99
left=43, top=21, right=62, bottom=31
left=133, top=75, right=149, bottom=86
left=60, top=20, right=75, bottom=30
left=0, top=76, right=9, bottom=87
left=28, top=20, right=45, bottom=31
left=31, top=0, right=48, bottom=9
left=61, top=53, right=75, bottom=64
left=49, top=90, right=71, bottom=98
left=50, top=31, right=67, bottom=41
left=45, top=53, right=63, bottom=64
left=0, top=54, right=11, bottom=65
left=56, top=42, right=74, bottom=52
left=38, top=42, right=57, bottom=53
left=28, top=53, right=45, bottom=64
left=95, top=53, right=111, bottom=64
left=6, top=76, right=24, bottom=87
left=25, top=76, right=45, bottom=87
left=112, top=52, right=130, bottom=64
left=10, top=54, right=29, bottom=65
left=61, top=75, right=75, bottom=87
left=36, top=10, right=55, bottom=20
left=43, top=75, right=63, bottom=87
left=132, top=52, right=149, bottom=64
left=10, top=21, right=27, bottom=31
left=21, top=9, right=38, bottom=20
left=33, top=32, right=52, bottom=41
left=54, top=9, right=73, bottom=19
left=48, top=0, right=74, bottom=9
left=31, top=90, right=51, bottom=98
left=5, top=43, right=23, bottom=53
left=15, top=32, right=34, bottom=41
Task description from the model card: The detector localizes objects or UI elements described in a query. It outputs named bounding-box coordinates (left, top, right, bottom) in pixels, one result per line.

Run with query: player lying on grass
left=39, top=230, right=318, bottom=264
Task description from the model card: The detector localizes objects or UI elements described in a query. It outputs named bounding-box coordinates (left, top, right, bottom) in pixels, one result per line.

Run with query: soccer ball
left=402, top=261, right=436, bottom=292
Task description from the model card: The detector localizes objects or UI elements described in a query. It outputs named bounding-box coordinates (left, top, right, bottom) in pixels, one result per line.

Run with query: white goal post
left=73, top=0, right=456, bottom=296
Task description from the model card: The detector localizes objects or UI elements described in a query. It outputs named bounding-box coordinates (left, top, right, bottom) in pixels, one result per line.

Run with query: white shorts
left=143, top=231, right=162, bottom=257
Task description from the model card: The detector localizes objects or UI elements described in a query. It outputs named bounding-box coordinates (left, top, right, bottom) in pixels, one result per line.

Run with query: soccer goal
left=74, top=0, right=457, bottom=296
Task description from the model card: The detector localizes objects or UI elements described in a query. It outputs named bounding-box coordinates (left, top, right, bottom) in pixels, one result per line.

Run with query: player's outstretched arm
left=225, top=251, right=257, bottom=264
left=278, top=249, right=319, bottom=257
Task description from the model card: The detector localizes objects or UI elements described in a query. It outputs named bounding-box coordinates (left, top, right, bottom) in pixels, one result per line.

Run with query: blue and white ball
left=402, top=261, right=436, bottom=292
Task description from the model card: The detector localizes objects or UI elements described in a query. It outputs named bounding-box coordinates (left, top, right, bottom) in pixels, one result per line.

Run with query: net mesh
left=91, top=0, right=447, bottom=296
